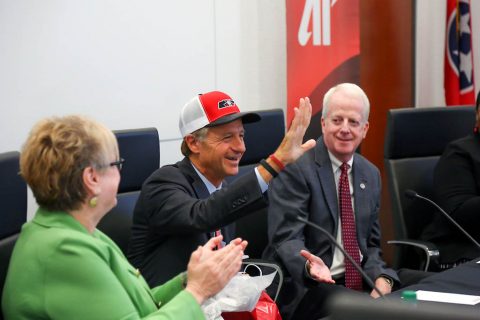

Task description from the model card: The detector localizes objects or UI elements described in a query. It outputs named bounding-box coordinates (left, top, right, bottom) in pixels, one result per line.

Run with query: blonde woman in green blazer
left=2, top=115, right=246, bottom=320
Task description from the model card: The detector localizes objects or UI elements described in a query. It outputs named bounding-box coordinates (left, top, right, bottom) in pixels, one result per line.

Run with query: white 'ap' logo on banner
left=298, top=0, right=338, bottom=46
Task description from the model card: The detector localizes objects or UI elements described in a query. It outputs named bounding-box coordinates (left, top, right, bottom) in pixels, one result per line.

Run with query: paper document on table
left=416, top=290, right=480, bottom=305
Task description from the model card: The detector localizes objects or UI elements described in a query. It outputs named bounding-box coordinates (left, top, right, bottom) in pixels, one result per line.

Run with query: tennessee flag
left=444, top=0, right=475, bottom=105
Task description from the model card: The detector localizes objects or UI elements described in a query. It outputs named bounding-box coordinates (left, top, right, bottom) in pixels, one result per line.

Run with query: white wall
left=416, top=0, right=480, bottom=107
left=0, top=0, right=286, bottom=160
left=2, top=1, right=478, bottom=218
left=0, top=0, right=286, bottom=218
left=1, top=1, right=213, bottom=161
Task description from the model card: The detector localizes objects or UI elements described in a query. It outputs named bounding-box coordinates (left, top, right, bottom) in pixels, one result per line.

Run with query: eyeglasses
left=109, top=158, right=125, bottom=171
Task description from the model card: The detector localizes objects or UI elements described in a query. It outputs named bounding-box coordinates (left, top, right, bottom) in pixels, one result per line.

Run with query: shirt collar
left=191, top=163, right=222, bottom=194
left=328, top=151, right=354, bottom=173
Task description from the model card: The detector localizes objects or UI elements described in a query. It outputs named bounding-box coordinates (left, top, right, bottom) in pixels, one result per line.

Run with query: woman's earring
left=89, top=196, right=98, bottom=208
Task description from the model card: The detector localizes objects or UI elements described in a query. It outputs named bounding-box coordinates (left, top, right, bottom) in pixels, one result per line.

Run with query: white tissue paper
left=201, top=270, right=277, bottom=320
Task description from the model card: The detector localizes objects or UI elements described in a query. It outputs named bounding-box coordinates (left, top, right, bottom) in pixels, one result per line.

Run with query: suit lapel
left=178, top=158, right=210, bottom=200
left=315, top=140, right=339, bottom=227
left=192, top=180, right=210, bottom=200
left=178, top=157, right=232, bottom=241
left=352, top=157, right=368, bottom=241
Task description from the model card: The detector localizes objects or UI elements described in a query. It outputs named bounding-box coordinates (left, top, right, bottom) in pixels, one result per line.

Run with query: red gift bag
left=222, top=291, right=282, bottom=320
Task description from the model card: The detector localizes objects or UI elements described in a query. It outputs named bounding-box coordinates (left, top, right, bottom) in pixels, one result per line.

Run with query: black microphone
left=404, top=189, right=480, bottom=250
left=285, top=212, right=386, bottom=299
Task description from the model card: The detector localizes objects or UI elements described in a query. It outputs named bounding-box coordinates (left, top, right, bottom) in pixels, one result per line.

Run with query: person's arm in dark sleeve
left=434, top=142, right=480, bottom=236
left=267, top=161, right=314, bottom=284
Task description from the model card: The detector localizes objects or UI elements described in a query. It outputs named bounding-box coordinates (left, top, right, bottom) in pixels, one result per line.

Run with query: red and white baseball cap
left=179, top=91, right=261, bottom=137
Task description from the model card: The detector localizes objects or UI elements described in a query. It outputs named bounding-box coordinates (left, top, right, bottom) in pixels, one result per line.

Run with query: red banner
left=286, top=0, right=360, bottom=137
left=444, top=0, right=476, bottom=105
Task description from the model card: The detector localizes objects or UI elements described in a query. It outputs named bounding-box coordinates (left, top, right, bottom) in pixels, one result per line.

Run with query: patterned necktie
left=339, top=162, right=363, bottom=290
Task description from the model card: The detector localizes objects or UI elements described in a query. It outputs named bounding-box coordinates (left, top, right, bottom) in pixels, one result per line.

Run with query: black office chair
left=0, top=151, right=27, bottom=320
left=225, top=108, right=285, bottom=301
left=97, top=128, right=160, bottom=255
left=384, top=106, right=475, bottom=271
left=226, top=108, right=285, bottom=259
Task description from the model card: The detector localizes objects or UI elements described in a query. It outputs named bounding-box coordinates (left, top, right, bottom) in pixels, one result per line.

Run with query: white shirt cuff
left=254, top=167, right=269, bottom=193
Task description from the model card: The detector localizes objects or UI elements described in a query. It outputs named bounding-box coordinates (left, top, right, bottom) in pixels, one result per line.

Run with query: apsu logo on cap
left=218, top=99, right=236, bottom=109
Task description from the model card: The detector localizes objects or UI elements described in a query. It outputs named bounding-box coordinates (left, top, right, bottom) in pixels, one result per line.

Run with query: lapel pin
left=360, top=183, right=366, bottom=190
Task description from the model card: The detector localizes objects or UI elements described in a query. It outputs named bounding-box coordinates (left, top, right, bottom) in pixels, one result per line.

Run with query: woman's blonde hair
left=20, top=115, right=118, bottom=211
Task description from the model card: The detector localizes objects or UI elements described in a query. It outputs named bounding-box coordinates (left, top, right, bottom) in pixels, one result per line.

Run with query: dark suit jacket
left=421, top=133, right=480, bottom=263
left=263, top=138, right=398, bottom=319
left=128, top=157, right=268, bottom=287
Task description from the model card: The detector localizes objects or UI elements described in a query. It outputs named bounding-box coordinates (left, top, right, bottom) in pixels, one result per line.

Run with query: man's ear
left=82, top=166, right=101, bottom=196
left=185, top=135, right=201, bottom=154
left=362, top=121, right=370, bottom=139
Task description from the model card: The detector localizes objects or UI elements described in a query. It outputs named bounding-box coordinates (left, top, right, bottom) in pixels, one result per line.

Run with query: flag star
left=460, top=12, right=471, bottom=35
left=460, top=51, right=473, bottom=83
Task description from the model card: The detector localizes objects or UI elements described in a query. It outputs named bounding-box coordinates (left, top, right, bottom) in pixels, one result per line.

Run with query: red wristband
left=269, top=154, right=285, bottom=171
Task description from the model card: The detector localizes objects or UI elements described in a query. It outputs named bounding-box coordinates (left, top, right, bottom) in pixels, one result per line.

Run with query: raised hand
left=300, top=250, right=335, bottom=284
left=274, top=97, right=316, bottom=166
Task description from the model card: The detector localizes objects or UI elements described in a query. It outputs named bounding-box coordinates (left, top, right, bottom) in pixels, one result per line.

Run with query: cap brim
left=205, top=111, right=261, bottom=127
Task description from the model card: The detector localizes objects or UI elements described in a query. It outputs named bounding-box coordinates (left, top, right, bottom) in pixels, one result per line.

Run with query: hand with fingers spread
left=300, top=250, right=335, bottom=284
left=185, top=236, right=248, bottom=304
left=273, top=97, right=316, bottom=165
left=257, top=97, right=316, bottom=181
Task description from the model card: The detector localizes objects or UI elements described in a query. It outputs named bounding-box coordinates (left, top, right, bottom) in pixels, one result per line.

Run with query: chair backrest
left=384, top=106, right=475, bottom=264
left=114, top=128, right=160, bottom=193
left=0, top=151, right=27, bottom=320
left=240, top=108, right=285, bottom=166
left=226, top=109, right=285, bottom=258
left=0, top=151, right=27, bottom=238
left=97, top=128, right=160, bottom=254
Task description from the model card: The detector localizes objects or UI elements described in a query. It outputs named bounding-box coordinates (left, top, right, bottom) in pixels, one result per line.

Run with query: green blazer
left=2, top=208, right=205, bottom=319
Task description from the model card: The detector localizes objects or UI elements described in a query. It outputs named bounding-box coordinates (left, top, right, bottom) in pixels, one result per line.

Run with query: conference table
left=392, top=257, right=480, bottom=299
left=328, top=259, right=480, bottom=319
